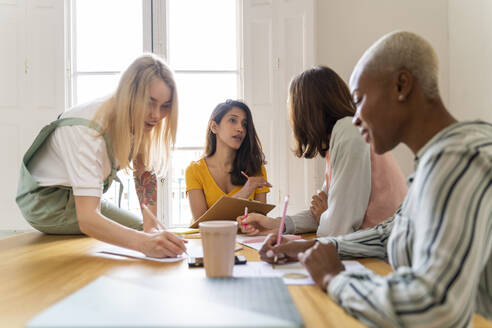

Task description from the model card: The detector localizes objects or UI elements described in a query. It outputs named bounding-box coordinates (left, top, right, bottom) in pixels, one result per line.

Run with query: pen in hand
left=241, top=170, right=272, bottom=188
left=273, top=195, right=290, bottom=269
left=142, top=204, right=189, bottom=256
left=243, top=206, right=248, bottom=229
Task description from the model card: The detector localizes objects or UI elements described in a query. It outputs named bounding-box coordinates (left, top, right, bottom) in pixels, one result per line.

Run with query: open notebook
left=28, top=276, right=304, bottom=328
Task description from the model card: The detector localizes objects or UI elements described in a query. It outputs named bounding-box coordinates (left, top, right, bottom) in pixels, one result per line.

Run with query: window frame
left=65, top=0, right=152, bottom=108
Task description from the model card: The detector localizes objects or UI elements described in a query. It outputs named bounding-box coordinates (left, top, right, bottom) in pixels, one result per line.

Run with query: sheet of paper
left=95, top=245, right=185, bottom=263
left=233, top=262, right=314, bottom=285
left=233, top=260, right=366, bottom=285
left=236, top=234, right=302, bottom=251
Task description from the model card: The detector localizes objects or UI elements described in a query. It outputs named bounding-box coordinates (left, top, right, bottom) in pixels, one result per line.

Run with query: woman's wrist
left=233, top=187, right=248, bottom=199
left=132, top=230, right=150, bottom=253
left=242, top=181, right=256, bottom=196
left=272, top=217, right=288, bottom=235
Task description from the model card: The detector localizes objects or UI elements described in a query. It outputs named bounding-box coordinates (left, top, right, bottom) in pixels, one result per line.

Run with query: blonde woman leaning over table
left=16, top=54, right=187, bottom=258
left=238, top=66, right=407, bottom=238
left=185, top=100, right=271, bottom=223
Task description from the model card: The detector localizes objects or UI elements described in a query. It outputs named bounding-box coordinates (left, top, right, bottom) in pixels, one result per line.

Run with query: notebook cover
left=189, top=195, right=275, bottom=228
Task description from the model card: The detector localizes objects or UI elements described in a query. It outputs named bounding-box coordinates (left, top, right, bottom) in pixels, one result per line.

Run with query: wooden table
left=0, top=232, right=491, bottom=327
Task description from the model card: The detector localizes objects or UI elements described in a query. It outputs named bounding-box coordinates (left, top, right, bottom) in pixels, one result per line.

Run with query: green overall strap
left=20, top=117, right=123, bottom=206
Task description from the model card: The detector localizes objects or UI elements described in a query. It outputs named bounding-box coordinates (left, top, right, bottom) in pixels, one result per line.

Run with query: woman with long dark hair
left=185, top=99, right=271, bottom=222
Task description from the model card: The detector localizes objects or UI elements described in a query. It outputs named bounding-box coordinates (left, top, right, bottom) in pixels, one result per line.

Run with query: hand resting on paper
left=258, top=233, right=316, bottom=265
left=298, top=241, right=345, bottom=291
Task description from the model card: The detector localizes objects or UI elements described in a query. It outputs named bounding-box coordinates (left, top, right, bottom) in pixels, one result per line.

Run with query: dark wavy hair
left=204, top=100, right=266, bottom=185
left=289, top=66, right=356, bottom=158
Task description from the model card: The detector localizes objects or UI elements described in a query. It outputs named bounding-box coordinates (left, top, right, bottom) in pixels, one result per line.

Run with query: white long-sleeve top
left=320, top=121, right=492, bottom=327
left=284, top=117, right=371, bottom=236
left=284, top=116, right=407, bottom=237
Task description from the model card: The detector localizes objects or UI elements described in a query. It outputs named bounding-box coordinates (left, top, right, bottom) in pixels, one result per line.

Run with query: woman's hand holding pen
left=243, top=176, right=272, bottom=193
left=258, top=233, right=316, bottom=264
left=237, top=213, right=279, bottom=236
left=140, top=203, right=188, bottom=258
left=233, top=171, right=272, bottom=199
left=141, top=231, right=188, bottom=258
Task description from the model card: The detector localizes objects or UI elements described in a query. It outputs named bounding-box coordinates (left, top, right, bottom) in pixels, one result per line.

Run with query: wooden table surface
left=0, top=232, right=491, bottom=327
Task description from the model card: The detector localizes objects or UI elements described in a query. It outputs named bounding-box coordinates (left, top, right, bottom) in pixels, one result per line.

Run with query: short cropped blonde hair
left=355, top=31, right=440, bottom=101
left=94, top=54, right=178, bottom=176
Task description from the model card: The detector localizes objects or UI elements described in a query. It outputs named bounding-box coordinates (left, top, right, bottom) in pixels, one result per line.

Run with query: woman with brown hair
left=185, top=100, right=271, bottom=222
left=239, top=66, right=407, bottom=237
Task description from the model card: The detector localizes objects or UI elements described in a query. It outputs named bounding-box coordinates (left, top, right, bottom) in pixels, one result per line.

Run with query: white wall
left=315, top=0, right=450, bottom=176
left=0, top=1, right=65, bottom=231
left=449, top=0, right=492, bottom=122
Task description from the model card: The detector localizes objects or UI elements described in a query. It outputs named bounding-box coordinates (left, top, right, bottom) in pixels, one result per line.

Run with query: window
left=68, top=0, right=240, bottom=227
left=164, top=0, right=240, bottom=227
left=69, top=0, right=145, bottom=214
left=70, top=0, right=144, bottom=105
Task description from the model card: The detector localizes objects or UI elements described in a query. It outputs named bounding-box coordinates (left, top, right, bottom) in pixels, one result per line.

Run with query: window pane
left=104, top=170, right=141, bottom=214
left=168, top=0, right=237, bottom=70
left=75, top=0, right=143, bottom=72
left=169, top=149, right=203, bottom=226
left=75, top=74, right=120, bottom=105
left=175, top=73, right=238, bottom=148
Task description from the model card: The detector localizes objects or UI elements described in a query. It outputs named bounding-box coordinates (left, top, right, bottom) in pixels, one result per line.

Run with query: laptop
left=27, top=276, right=304, bottom=327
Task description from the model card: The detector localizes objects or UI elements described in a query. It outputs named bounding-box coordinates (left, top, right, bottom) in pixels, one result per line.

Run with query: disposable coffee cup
left=199, top=221, right=237, bottom=277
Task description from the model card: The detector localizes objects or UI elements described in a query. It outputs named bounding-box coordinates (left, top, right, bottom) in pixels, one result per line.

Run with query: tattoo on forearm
left=134, top=170, right=157, bottom=206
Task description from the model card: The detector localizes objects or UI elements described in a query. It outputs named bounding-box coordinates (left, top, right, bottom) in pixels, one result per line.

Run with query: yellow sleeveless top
left=185, top=158, right=270, bottom=208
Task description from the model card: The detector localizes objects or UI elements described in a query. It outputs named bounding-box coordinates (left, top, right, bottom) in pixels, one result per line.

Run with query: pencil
left=142, top=204, right=189, bottom=257
left=241, top=171, right=249, bottom=179
left=243, top=206, right=248, bottom=228
left=273, top=195, right=290, bottom=268
left=142, top=204, right=166, bottom=230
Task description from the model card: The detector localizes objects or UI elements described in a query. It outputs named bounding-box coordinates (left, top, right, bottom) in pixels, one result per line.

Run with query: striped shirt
left=319, top=121, right=492, bottom=327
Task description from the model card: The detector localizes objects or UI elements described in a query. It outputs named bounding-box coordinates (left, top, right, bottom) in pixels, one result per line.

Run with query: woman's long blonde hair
left=94, top=54, right=178, bottom=177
